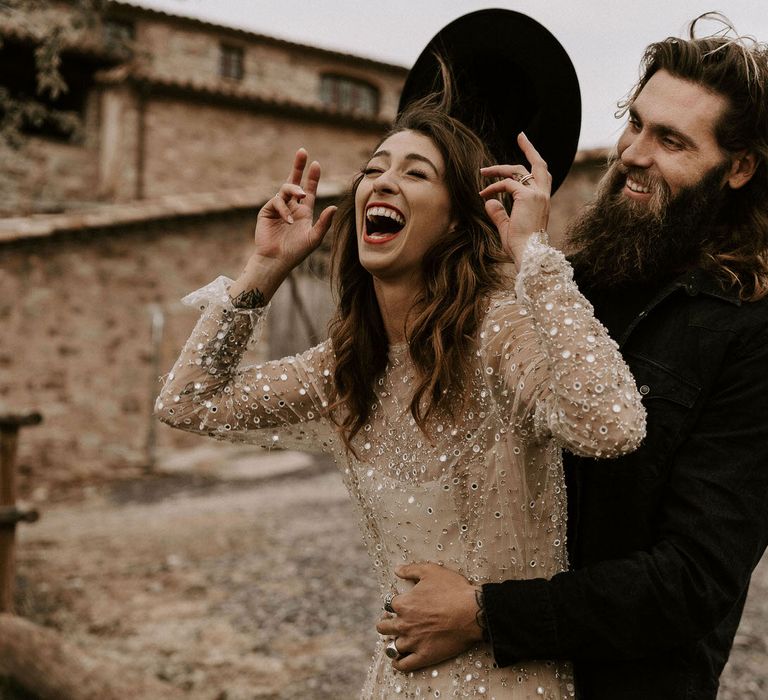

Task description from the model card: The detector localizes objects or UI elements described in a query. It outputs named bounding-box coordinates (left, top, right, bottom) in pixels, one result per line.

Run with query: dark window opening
left=220, top=44, right=244, bottom=81
left=320, top=74, right=379, bottom=116
left=103, top=19, right=135, bottom=47
left=0, top=39, right=95, bottom=142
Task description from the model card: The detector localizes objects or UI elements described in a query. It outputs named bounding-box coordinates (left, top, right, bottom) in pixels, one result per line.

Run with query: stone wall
left=139, top=96, right=384, bottom=199
left=0, top=211, right=265, bottom=493
left=134, top=17, right=404, bottom=119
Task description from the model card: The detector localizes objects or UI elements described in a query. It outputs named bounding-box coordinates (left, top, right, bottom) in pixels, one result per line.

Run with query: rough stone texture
left=139, top=97, right=380, bottom=199
left=134, top=18, right=405, bottom=118
left=0, top=211, right=268, bottom=492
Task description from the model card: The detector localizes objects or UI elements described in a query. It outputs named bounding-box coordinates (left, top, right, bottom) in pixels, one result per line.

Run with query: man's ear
left=726, top=151, right=758, bottom=190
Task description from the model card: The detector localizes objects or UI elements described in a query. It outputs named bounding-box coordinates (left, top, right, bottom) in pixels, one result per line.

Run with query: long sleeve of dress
left=481, top=234, right=646, bottom=457
left=155, top=276, right=336, bottom=453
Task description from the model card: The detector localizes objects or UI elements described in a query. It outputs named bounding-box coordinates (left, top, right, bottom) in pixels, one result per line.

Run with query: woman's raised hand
left=479, top=132, right=552, bottom=265
left=253, top=148, right=337, bottom=271
left=229, top=149, right=337, bottom=303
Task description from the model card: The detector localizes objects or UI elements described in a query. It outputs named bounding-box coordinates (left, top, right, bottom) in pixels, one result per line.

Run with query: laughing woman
left=156, top=98, right=645, bottom=698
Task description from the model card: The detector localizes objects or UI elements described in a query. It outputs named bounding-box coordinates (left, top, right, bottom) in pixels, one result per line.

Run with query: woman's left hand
left=479, top=132, right=552, bottom=265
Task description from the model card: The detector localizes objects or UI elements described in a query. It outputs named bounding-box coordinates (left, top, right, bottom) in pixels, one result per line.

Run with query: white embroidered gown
left=156, top=239, right=646, bottom=699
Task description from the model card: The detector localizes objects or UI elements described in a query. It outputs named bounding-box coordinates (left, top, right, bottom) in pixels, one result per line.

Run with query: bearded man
left=376, top=16, right=768, bottom=699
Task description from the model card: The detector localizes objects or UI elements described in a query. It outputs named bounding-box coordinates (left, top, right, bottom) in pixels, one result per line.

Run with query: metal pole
left=145, top=304, right=165, bottom=471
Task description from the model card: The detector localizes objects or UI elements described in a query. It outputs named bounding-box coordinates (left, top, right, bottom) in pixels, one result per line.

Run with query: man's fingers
left=375, top=616, right=400, bottom=636
left=393, top=651, right=429, bottom=673
left=287, top=148, right=308, bottom=186
left=395, top=562, right=428, bottom=582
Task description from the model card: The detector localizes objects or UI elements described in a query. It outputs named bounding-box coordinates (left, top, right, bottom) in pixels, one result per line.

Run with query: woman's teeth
left=366, top=206, right=405, bottom=226
left=626, top=177, right=650, bottom=194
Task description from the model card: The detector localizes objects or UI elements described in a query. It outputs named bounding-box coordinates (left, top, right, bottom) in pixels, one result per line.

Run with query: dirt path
left=8, top=459, right=768, bottom=699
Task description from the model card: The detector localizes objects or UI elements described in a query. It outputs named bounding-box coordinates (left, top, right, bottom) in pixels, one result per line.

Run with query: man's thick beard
left=567, top=159, right=729, bottom=289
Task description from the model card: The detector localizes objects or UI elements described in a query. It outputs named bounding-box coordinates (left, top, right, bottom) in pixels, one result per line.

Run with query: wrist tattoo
left=475, top=587, right=490, bottom=643
left=230, top=287, right=266, bottom=309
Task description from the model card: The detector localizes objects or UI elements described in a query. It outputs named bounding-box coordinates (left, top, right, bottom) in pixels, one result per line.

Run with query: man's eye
left=662, top=137, right=683, bottom=150
left=628, top=117, right=641, bottom=131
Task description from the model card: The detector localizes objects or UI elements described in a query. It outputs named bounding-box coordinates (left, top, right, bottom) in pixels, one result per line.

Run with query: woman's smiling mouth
left=364, top=203, right=406, bottom=244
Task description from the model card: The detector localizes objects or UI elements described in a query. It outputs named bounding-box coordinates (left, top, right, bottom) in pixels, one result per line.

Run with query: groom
left=376, top=16, right=768, bottom=699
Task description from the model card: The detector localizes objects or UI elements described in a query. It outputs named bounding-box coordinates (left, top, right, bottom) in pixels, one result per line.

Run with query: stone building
left=1, top=1, right=406, bottom=215
left=0, top=2, right=609, bottom=492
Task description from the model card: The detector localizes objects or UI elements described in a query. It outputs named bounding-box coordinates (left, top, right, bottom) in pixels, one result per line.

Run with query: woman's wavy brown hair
left=327, top=95, right=509, bottom=451
left=618, top=12, right=768, bottom=300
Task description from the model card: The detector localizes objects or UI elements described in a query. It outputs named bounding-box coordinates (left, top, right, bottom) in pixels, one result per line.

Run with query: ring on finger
left=520, top=174, right=535, bottom=186
left=383, top=592, right=396, bottom=614
left=385, top=639, right=400, bottom=659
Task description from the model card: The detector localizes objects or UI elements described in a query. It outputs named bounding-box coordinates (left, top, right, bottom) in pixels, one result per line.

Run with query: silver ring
left=385, top=639, right=399, bottom=659
left=519, top=174, right=535, bottom=186
left=383, top=592, right=396, bottom=614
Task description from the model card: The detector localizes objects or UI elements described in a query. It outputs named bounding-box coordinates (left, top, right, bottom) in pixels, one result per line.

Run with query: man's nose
left=620, top=132, right=653, bottom=169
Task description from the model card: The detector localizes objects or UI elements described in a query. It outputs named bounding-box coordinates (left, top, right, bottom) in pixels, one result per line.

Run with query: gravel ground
left=5, top=453, right=768, bottom=699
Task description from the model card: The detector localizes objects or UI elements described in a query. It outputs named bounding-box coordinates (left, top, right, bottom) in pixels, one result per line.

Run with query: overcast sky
left=130, top=0, right=768, bottom=149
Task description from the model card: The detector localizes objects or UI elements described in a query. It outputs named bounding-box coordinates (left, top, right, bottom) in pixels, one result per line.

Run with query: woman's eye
left=362, top=167, right=381, bottom=176
left=408, top=169, right=428, bottom=179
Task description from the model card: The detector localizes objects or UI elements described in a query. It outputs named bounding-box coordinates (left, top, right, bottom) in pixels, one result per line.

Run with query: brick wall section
left=0, top=211, right=265, bottom=493
left=136, top=19, right=404, bottom=119
left=0, top=90, right=102, bottom=215
left=140, top=97, right=384, bottom=198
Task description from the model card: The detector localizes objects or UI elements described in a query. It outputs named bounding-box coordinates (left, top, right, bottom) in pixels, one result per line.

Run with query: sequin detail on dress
left=156, top=239, right=646, bottom=699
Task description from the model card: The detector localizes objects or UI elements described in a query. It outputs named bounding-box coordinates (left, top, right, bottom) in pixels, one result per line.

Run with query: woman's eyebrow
left=368, top=150, right=440, bottom=175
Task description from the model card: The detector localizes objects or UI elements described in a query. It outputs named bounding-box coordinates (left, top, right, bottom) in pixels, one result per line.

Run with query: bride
left=156, top=95, right=646, bottom=698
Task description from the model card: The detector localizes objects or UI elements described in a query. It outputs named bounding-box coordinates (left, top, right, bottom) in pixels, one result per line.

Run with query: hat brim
left=398, top=9, right=581, bottom=194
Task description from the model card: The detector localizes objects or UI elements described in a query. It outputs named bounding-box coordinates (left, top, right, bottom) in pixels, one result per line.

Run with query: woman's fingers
left=277, top=183, right=307, bottom=201
left=311, top=205, right=337, bottom=243
left=517, top=132, right=552, bottom=194
left=484, top=198, right=509, bottom=232
left=479, top=178, right=527, bottom=198
left=479, top=164, right=530, bottom=179
left=302, top=160, right=322, bottom=210
left=287, top=148, right=309, bottom=186
left=271, top=193, right=294, bottom=223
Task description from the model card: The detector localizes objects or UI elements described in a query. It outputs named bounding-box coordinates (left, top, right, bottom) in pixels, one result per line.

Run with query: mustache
left=598, top=159, right=672, bottom=221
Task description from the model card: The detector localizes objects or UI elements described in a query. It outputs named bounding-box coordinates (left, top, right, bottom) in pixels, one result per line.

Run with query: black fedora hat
left=398, top=9, right=581, bottom=194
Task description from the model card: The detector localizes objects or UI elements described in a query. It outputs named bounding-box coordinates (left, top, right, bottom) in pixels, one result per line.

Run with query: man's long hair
left=327, top=96, right=508, bottom=452
left=617, top=12, right=768, bottom=300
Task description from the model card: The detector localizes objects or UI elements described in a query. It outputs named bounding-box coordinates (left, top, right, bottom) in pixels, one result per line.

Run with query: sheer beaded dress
left=156, top=237, right=646, bottom=699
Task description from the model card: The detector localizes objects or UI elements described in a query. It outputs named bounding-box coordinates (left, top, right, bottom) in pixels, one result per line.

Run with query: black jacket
left=483, top=268, right=768, bottom=699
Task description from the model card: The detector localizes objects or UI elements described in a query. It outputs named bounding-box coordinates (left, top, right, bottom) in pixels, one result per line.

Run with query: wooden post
left=0, top=413, right=42, bottom=613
